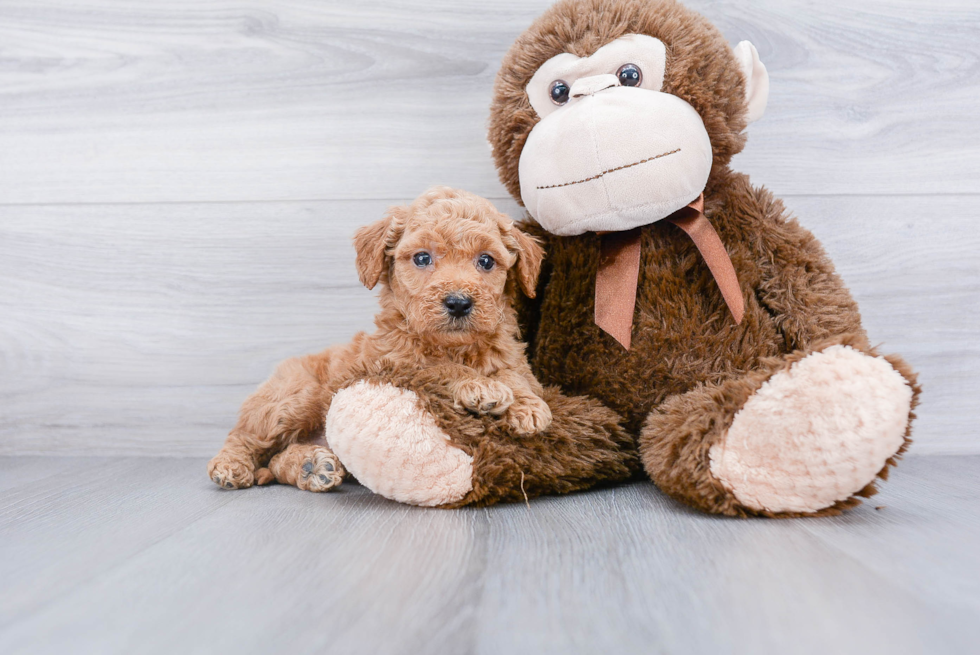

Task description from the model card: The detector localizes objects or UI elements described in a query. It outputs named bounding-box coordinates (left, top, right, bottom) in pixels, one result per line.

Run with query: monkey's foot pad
left=709, top=345, right=914, bottom=514
left=326, top=380, right=474, bottom=507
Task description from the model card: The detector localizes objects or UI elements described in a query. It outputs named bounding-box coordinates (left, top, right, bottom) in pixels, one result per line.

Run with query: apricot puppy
left=208, top=186, right=551, bottom=492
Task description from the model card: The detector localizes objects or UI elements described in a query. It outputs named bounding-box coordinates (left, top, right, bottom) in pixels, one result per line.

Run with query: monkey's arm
left=740, top=183, right=868, bottom=351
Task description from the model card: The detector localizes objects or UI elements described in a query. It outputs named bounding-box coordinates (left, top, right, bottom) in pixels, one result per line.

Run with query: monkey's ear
left=509, top=225, right=545, bottom=298
left=734, top=41, right=769, bottom=124
left=353, top=206, right=406, bottom=290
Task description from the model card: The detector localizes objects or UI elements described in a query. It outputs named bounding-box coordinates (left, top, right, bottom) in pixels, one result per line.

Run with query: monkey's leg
left=639, top=335, right=920, bottom=517
left=208, top=353, right=332, bottom=490
left=255, top=443, right=345, bottom=492
left=324, top=364, right=639, bottom=508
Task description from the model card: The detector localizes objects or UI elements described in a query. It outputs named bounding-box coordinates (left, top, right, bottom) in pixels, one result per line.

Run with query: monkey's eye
left=549, top=80, right=570, bottom=105
left=616, top=63, right=642, bottom=87
left=476, top=254, right=495, bottom=271
left=413, top=252, right=432, bottom=268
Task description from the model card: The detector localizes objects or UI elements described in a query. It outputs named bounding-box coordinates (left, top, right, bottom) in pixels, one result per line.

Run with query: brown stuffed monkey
left=324, top=0, right=920, bottom=517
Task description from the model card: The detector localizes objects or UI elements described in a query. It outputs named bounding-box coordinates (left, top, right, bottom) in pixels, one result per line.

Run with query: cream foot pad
left=709, top=345, right=913, bottom=514
left=326, top=381, right=474, bottom=507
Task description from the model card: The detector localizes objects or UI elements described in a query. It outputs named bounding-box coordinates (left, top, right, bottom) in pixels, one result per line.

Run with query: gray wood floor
left=1, top=454, right=978, bottom=655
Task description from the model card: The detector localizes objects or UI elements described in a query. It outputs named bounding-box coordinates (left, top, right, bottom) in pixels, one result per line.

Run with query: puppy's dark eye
left=476, top=254, right=495, bottom=271
left=413, top=252, right=432, bottom=268
left=550, top=80, right=570, bottom=105
left=616, top=63, right=642, bottom=87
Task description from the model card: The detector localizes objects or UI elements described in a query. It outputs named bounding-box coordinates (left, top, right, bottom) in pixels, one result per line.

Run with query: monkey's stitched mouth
left=536, top=148, right=681, bottom=190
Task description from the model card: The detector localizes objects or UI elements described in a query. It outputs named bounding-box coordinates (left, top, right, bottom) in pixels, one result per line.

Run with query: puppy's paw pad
left=208, top=455, right=254, bottom=490
left=297, top=447, right=345, bottom=493
left=506, top=397, right=553, bottom=435
left=453, top=379, right=514, bottom=416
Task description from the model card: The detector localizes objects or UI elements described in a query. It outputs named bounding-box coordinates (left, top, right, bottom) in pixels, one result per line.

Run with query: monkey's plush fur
left=310, top=0, right=919, bottom=517
left=208, top=187, right=635, bottom=500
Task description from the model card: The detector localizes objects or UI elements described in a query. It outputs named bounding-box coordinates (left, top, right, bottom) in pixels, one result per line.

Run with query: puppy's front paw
left=506, top=395, right=553, bottom=435
left=453, top=378, right=514, bottom=416
left=208, top=453, right=255, bottom=490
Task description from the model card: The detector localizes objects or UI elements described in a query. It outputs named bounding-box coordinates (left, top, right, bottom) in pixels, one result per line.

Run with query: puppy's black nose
left=444, top=294, right=473, bottom=318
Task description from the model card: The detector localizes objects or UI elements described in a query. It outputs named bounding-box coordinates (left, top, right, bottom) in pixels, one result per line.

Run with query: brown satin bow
left=594, top=193, right=744, bottom=350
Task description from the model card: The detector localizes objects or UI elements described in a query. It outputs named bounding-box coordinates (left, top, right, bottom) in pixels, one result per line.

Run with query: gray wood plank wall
left=1, top=0, right=978, bottom=456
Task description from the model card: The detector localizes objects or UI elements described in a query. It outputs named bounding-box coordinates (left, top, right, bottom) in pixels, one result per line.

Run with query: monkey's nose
left=570, top=73, right=620, bottom=98
left=443, top=294, right=474, bottom=318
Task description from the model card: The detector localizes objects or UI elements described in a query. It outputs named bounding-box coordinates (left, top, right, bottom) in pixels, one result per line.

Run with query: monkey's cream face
left=518, top=34, right=763, bottom=236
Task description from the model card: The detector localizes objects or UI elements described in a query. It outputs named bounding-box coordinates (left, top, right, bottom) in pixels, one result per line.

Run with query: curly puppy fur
left=208, top=186, right=557, bottom=492
left=488, top=0, right=920, bottom=516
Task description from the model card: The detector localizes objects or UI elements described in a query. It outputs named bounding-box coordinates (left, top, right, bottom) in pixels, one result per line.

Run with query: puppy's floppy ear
left=353, top=205, right=407, bottom=290
left=507, top=224, right=545, bottom=298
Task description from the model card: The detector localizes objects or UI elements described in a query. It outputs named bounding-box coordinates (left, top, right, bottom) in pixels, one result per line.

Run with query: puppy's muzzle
left=443, top=294, right=474, bottom=319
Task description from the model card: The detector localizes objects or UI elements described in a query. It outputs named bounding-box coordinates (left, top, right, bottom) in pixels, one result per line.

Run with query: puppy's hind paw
left=208, top=454, right=255, bottom=490
left=506, top=396, right=553, bottom=435
left=297, top=447, right=345, bottom=493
